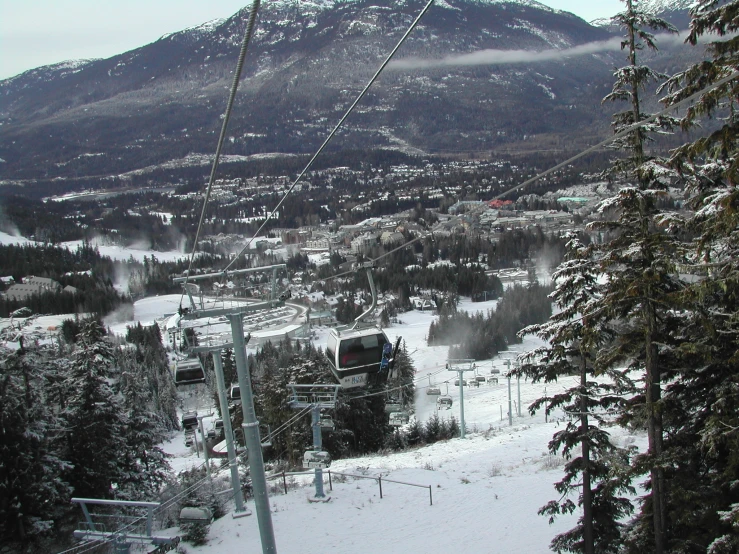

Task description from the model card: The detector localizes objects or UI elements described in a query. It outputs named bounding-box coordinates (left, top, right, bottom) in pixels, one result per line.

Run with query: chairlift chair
left=261, top=424, right=273, bottom=448
left=389, top=411, right=410, bottom=427
left=319, top=416, right=335, bottom=431
left=303, top=450, right=331, bottom=469
left=182, top=411, right=198, bottom=429
left=437, top=395, right=453, bottom=410
left=179, top=507, right=213, bottom=526
left=426, top=387, right=441, bottom=396
left=385, top=401, right=402, bottom=413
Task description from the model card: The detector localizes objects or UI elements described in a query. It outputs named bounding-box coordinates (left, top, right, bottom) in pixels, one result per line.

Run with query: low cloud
left=389, top=32, right=690, bottom=71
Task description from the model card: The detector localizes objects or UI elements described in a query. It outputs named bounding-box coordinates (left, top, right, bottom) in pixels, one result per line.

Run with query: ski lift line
left=166, top=363, right=567, bottom=528
left=181, top=0, right=263, bottom=301
left=222, top=0, right=436, bottom=273
left=67, top=439, right=243, bottom=554
left=55, top=540, right=106, bottom=554
left=86, top=357, right=526, bottom=550
left=173, top=264, right=288, bottom=284
left=77, top=375, right=418, bottom=553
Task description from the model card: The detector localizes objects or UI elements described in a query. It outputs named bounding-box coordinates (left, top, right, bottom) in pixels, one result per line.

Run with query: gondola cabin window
left=338, top=333, right=386, bottom=369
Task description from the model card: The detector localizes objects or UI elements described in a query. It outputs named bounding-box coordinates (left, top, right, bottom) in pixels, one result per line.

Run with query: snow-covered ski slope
left=152, top=297, right=643, bottom=553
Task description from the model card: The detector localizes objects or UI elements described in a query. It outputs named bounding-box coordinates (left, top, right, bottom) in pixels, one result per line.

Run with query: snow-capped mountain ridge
left=0, top=0, right=693, bottom=186
left=590, top=0, right=694, bottom=28
left=639, top=0, right=695, bottom=14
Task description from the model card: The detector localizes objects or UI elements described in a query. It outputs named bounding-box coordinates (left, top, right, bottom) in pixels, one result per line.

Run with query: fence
left=267, top=470, right=433, bottom=506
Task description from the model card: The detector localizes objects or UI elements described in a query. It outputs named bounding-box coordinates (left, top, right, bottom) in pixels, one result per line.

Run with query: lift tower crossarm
left=179, top=299, right=284, bottom=321
left=172, top=264, right=287, bottom=283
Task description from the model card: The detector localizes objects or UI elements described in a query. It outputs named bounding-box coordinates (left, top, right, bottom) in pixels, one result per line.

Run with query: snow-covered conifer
left=519, top=235, right=635, bottom=554
left=63, top=319, right=127, bottom=499
left=591, top=3, right=687, bottom=552
left=654, top=1, right=739, bottom=550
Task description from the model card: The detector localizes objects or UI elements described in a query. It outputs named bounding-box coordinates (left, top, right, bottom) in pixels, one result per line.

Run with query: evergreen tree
left=603, top=0, right=677, bottom=178
left=447, top=415, right=460, bottom=439
left=0, top=346, right=71, bottom=542
left=595, top=3, right=684, bottom=552
left=519, top=235, right=635, bottom=554
left=405, top=417, right=424, bottom=447
left=424, top=412, right=442, bottom=443
left=391, top=341, right=416, bottom=413
left=116, top=350, right=171, bottom=500
left=656, top=1, right=739, bottom=550
left=63, top=320, right=127, bottom=499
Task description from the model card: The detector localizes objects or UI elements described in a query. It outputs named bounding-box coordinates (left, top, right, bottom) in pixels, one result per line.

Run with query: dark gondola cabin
left=326, top=328, right=390, bottom=389
left=174, top=357, right=205, bottom=386
left=182, top=411, right=198, bottom=429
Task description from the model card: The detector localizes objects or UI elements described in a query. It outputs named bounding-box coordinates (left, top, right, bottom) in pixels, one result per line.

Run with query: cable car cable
left=222, top=0, right=435, bottom=274
left=179, top=0, right=263, bottom=307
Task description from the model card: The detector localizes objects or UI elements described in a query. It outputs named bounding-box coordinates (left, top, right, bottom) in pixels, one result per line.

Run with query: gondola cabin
left=326, top=327, right=391, bottom=389
left=229, top=383, right=241, bottom=404
left=182, top=411, right=198, bottom=429
left=174, top=357, right=205, bottom=386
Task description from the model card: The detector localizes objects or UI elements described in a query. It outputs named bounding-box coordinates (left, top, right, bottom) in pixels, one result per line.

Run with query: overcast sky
left=0, top=0, right=624, bottom=81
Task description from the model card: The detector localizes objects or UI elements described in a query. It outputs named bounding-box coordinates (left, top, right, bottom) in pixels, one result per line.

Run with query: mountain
left=591, top=0, right=694, bottom=30
left=0, top=0, right=669, bottom=187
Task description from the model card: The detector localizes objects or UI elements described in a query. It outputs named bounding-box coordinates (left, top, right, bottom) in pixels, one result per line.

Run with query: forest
left=501, top=3, right=739, bottom=554
left=0, top=316, right=422, bottom=551
left=428, top=283, right=553, bottom=360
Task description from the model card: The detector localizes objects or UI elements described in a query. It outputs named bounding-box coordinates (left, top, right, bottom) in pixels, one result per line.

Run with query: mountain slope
left=0, top=0, right=624, bottom=184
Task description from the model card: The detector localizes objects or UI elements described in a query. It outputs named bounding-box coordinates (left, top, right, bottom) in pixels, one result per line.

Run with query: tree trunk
left=645, top=299, right=666, bottom=554
left=626, top=0, right=645, bottom=166
left=580, top=352, right=594, bottom=554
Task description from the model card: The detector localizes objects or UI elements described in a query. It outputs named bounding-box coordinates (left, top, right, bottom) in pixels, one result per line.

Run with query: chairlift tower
left=175, top=265, right=288, bottom=554
left=447, top=359, right=476, bottom=439
left=287, top=384, right=340, bottom=501
left=500, top=352, right=522, bottom=425
left=187, top=341, right=249, bottom=517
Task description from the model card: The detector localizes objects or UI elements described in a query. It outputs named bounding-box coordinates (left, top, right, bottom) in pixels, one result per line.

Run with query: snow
left=137, top=295, right=643, bottom=553
left=0, top=233, right=643, bottom=551
left=0, top=230, right=189, bottom=263
left=0, top=230, right=34, bottom=246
